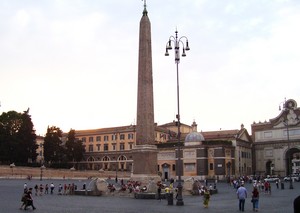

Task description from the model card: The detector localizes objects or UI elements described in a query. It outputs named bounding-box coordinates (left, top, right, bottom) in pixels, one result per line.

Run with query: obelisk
left=131, top=1, right=160, bottom=187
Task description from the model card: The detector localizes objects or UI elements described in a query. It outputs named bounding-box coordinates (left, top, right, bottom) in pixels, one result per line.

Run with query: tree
left=0, top=110, right=37, bottom=164
left=65, top=129, right=85, bottom=167
left=43, top=126, right=64, bottom=165
left=17, top=110, right=38, bottom=163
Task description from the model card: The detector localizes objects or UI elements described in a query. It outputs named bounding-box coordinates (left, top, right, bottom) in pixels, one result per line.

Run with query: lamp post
left=40, top=165, right=46, bottom=181
left=70, top=167, right=76, bottom=179
left=115, top=159, right=118, bottom=183
left=10, top=163, right=15, bottom=177
left=279, top=98, right=293, bottom=189
left=165, top=30, right=190, bottom=206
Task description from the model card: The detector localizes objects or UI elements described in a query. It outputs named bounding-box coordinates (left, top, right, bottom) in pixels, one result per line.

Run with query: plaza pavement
left=1, top=178, right=299, bottom=213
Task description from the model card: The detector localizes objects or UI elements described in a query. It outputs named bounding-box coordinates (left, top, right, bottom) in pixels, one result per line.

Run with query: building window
left=113, top=144, right=116, bottom=151
left=172, top=164, right=176, bottom=171
left=89, top=145, right=93, bottom=152
left=264, top=131, right=272, bottom=138
left=210, top=163, right=214, bottom=170
left=284, top=129, right=300, bottom=136
left=112, top=134, right=118, bottom=140
left=104, top=144, right=108, bottom=151
left=96, top=136, right=101, bottom=142
left=120, top=134, right=125, bottom=140
left=82, top=137, right=86, bottom=142
left=128, top=133, right=134, bottom=140
left=120, top=143, right=125, bottom=150
left=89, top=137, right=94, bottom=142
left=96, top=144, right=100, bottom=151
left=104, top=136, right=109, bottom=142
left=185, top=163, right=195, bottom=172
left=103, top=156, right=110, bottom=161
left=129, top=143, right=133, bottom=149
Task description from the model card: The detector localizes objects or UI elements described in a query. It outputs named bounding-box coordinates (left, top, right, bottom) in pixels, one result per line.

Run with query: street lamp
left=279, top=98, right=294, bottom=189
left=40, top=165, right=46, bottom=181
left=70, top=167, right=76, bottom=179
left=165, top=30, right=190, bottom=206
left=115, top=159, right=118, bottom=183
left=10, top=163, right=15, bottom=177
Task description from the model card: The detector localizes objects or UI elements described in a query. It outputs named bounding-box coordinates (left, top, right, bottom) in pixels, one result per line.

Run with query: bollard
left=281, top=182, right=284, bottom=190
left=167, top=193, right=174, bottom=205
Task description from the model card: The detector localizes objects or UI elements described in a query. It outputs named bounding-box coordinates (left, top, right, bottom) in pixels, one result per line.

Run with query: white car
left=283, top=175, right=300, bottom=182
left=264, top=177, right=279, bottom=182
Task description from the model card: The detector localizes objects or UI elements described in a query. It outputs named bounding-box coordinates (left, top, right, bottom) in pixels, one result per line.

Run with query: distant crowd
left=20, top=181, right=79, bottom=211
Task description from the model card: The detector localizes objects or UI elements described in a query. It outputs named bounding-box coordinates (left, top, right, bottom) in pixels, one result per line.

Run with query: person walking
left=24, top=188, right=36, bottom=210
left=23, top=183, right=28, bottom=193
left=39, top=184, right=43, bottom=196
left=50, top=183, right=55, bottom=194
left=203, top=187, right=211, bottom=208
left=20, top=191, right=27, bottom=210
left=294, top=195, right=300, bottom=213
left=34, top=184, right=38, bottom=196
left=252, top=187, right=259, bottom=212
left=237, top=182, right=247, bottom=212
left=157, top=183, right=162, bottom=201
left=45, top=184, right=49, bottom=194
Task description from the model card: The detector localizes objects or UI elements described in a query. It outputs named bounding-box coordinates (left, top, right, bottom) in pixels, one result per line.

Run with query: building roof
left=202, top=130, right=239, bottom=140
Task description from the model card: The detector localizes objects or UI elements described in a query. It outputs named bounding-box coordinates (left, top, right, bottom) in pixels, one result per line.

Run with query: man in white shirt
left=237, top=182, right=247, bottom=212
left=23, top=183, right=27, bottom=193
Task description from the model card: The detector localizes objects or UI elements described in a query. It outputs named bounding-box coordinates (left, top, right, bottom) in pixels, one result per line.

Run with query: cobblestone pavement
left=1, top=178, right=299, bottom=213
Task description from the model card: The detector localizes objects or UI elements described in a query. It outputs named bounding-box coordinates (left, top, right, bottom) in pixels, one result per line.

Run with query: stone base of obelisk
left=131, top=174, right=161, bottom=199
left=131, top=145, right=161, bottom=195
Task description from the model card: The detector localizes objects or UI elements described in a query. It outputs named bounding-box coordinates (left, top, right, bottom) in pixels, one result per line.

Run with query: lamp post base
left=176, top=184, right=184, bottom=206
left=176, top=199, right=184, bottom=206
left=289, top=180, right=294, bottom=189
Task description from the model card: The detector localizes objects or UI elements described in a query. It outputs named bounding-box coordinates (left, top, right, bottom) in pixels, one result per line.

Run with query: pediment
left=270, top=99, right=300, bottom=128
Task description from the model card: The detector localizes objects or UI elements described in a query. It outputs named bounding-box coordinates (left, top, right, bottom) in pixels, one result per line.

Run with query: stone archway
left=285, top=147, right=300, bottom=176
left=162, top=163, right=170, bottom=181
left=117, top=155, right=127, bottom=171
left=102, top=156, right=110, bottom=170
left=87, top=156, right=95, bottom=170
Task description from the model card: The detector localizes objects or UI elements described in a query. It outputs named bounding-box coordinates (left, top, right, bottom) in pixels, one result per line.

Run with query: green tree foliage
left=65, top=129, right=85, bottom=166
left=0, top=110, right=37, bottom=164
left=44, top=127, right=85, bottom=168
left=43, top=126, right=64, bottom=165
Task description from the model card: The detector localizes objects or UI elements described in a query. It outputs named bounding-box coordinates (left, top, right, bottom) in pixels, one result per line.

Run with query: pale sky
left=1, top=0, right=300, bottom=136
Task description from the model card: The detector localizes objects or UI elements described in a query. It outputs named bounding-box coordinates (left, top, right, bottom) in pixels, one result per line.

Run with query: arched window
left=87, top=157, right=95, bottom=162
left=102, top=156, right=110, bottom=161
left=118, top=155, right=127, bottom=161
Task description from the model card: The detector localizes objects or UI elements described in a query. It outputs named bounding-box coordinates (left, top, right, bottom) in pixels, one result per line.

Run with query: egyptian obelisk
left=131, top=1, right=160, bottom=186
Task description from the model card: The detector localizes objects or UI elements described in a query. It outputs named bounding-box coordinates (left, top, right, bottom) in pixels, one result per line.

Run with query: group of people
left=30, top=182, right=77, bottom=196
left=20, top=182, right=78, bottom=210
left=107, top=180, right=144, bottom=194
left=20, top=184, right=36, bottom=210
left=253, top=180, right=272, bottom=194
left=236, top=180, right=260, bottom=212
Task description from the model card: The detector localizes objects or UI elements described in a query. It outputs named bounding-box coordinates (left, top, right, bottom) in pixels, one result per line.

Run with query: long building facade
left=73, top=121, right=253, bottom=180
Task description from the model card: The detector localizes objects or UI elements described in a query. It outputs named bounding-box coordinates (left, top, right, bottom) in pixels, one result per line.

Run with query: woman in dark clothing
left=24, top=188, right=36, bottom=210
left=252, top=187, right=259, bottom=212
